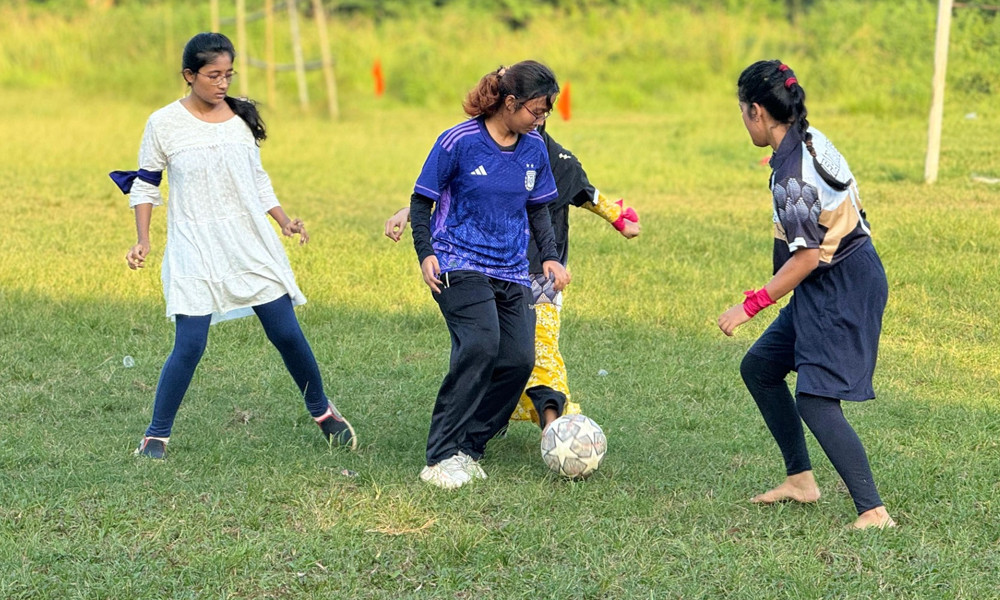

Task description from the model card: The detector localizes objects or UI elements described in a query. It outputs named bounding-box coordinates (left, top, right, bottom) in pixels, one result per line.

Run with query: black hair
left=182, top=32, right=266, bottom=144
left=463, top=60, right=559, bottom=118
left=737, top=59, right=813, bottom=157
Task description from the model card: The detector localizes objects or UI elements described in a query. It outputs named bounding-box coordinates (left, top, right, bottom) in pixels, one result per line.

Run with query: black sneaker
left=315, top=403, right=357, bottom=450
left=134, top=436, right=168, bottom=459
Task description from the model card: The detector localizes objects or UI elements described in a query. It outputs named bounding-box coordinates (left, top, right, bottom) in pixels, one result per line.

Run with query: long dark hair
left=182, top=32, right=266, bottom=144
left=737, top=59, right=813, bottom=157
left=463, top=60, right=559, bottom=118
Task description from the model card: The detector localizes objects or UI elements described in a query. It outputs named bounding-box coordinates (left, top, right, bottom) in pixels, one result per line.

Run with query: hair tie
left=784, top=77, right=797, bottom=89
left=497, top=66, right=507, bottom=78
left=778, top=64, right=789, bottom=72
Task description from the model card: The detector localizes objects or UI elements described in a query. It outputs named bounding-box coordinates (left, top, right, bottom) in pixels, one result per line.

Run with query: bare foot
left=852, top=506, right=896, bottom=530
left=540, top=407, right=560, bottom=434
left=751, top=471, right=821, bottom=504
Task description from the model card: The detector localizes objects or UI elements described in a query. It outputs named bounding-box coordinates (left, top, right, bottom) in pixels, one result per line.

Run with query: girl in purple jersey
left=408, top=61, right=570, bottom=489
left=386, top=125, right=640, bottom=434
left=718, top=60, right=894, bottom=529
left=115, top=33, right=355, bottom=459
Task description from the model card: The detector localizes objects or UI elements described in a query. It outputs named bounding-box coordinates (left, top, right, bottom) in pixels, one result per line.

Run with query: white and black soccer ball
left=540, top=414, right=607, bottom=479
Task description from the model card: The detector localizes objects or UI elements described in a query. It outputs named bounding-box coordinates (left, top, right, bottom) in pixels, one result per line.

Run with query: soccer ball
left=540, top=414, right=607, bottom=479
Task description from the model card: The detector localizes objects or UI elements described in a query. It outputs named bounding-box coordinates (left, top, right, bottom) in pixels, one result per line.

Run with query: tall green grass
left=1, top=0, right=997, bottom=115
left=2, top=2, right=1000, bottom=598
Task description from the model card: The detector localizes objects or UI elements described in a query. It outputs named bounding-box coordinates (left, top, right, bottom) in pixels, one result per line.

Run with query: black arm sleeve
left=409, top=192, right=435, bottom=265
left=527, top=202, right=559, bottom=264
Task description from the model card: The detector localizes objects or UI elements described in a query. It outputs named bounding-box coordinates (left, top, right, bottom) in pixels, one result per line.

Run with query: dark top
left=526, top=129, right=597, bottom=272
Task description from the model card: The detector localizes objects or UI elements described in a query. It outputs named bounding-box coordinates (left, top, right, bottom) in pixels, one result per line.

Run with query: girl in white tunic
left=117, top=33, right=355, bottom=458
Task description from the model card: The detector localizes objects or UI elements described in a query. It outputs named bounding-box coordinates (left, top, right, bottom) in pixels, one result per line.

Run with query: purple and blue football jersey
left=414, top=117, right=557, bottom=286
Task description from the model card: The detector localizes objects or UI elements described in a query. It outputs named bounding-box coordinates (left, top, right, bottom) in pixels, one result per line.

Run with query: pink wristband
left=611, top=199, right=639, bottom=232
left=742, top=287, right=775, bottom=318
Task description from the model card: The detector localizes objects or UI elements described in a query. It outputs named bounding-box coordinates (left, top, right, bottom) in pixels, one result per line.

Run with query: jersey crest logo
left=524, top=164, right=536, bottom=191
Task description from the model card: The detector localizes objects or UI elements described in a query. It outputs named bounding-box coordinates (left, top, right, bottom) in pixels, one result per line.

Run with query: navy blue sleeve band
left=109, top=169, right=163, bottom=194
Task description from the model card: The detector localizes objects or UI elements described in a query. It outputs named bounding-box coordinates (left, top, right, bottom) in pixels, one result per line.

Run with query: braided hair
left=737, top=60, right=813, bottom=157
left=182, top=32, right=267, bottom=144
left=463, top=60, right=559, bottom=118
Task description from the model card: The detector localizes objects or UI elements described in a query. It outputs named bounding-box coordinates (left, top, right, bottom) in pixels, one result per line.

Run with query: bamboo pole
left=287, top=0, right=309, bottom=109
left=165, top=3, right=178, bottom=92
left=924, top=0, right=954, bottom=184
left=311, top=0, right=340, bottom=119
left=236, top=0, right=249, bottom=97
left=265, top=0, right=277, bottom=107
left=210, top=0, right=219, bottom=32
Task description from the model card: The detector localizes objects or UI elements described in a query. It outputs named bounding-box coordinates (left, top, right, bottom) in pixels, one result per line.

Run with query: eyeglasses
left=195, top=70, right=236, bottom=86
left=521, top=104, right=552, bottom=122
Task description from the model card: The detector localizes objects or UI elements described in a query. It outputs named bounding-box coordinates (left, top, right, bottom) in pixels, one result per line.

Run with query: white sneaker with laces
left=419, top=455, right=472, bottom=489
left=455, top=452, right=487, bottom=480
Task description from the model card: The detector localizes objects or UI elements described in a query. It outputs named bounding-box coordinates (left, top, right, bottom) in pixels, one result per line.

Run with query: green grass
left=2, top=84, right=999, bottom=598
left=2, top=0, right=998, bottom=116
left=2, top=3, right=1000, bottom=598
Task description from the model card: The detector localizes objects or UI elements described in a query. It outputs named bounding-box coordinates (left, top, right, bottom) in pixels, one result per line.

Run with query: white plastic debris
left=122, top=355, right=135, bottom=368
left=971, top=173, right=1000, bottom=185
left=597, top=369, right=609, bottom=376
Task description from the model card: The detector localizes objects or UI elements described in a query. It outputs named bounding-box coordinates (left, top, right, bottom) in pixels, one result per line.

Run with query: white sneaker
left=419, top=455, right=472, bottom=489
left=455, top=452, right=488, bottom=480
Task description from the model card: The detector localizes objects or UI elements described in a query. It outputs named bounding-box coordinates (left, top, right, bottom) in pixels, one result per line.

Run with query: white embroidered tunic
left=129, top=100, right=305, bottom=323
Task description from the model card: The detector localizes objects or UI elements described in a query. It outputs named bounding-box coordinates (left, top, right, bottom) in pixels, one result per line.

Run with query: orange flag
left=557, top=81, right=571, bottom=121
left=373, top=59, right=385, bottom=97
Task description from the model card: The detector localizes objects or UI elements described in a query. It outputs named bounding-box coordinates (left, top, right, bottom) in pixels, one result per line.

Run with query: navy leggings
left=145, top=295, right=328, bottom=437
left=740, top=352, right=883, bottom=514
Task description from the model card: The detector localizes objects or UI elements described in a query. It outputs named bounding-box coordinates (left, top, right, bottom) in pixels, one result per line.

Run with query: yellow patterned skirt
left=509, top=296, right=581, bottom=425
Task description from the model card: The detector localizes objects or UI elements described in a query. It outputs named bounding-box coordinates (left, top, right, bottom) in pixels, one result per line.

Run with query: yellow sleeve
left=583, top=191, right=622, bottom=224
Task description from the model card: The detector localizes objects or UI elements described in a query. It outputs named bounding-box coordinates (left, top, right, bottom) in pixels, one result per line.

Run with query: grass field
left=2, top=3, right=1000, bottom=597
left=2, top=84, right=998, bottom=598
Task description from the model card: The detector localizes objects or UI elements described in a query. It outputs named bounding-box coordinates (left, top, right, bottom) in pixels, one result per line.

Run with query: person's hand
left=718, top=304, right=752, bottom=336
left=126, top=242, right=150, bottom=270
left=542, top=260, right=571, bottom=292
left=384, top=209, right=409, bottom=242
left=282, top=218, right=309, bottom=245
left=421, top=255, right=443, bottom=293
left=620, top=218, right=641, bottom=239
left=615, top=202, right=640, bottom=239
left=611, top=200, right=640, bottom=239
